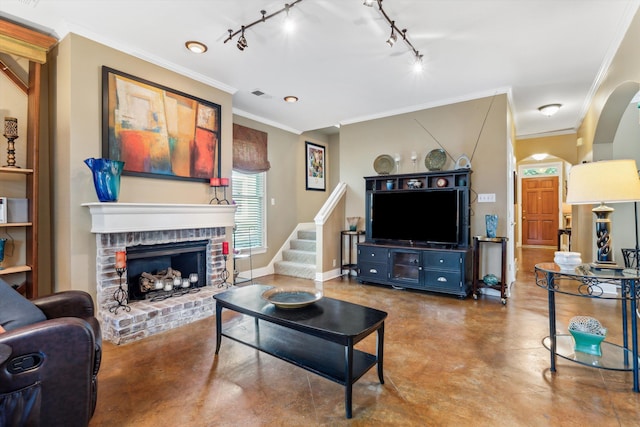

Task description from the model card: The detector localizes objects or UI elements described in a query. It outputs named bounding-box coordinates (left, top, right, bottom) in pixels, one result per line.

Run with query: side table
left=341, top=230, right=365, bottom=277
left=472, top=236, right=508, bottom=304
left=535, top=263, right=640, bottom=392
left=557, top=228, right=572, bottom=251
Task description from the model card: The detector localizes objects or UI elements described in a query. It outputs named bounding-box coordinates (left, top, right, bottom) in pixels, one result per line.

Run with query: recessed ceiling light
left=538, top=103, right=562, bottom=117
left=284, top=96, right=299, bottom=103
left=185, top=41, right=208, bottom=54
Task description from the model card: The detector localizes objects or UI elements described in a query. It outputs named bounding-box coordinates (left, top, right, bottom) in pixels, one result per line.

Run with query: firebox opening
left=126, top=240, right=208, bottom=300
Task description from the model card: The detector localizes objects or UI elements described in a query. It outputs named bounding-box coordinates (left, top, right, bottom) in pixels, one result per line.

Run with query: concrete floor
left=89, top=247, right=640, bottom=426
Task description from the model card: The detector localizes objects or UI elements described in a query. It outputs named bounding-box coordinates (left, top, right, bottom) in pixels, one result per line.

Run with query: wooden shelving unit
left=0, top=19, right=57, bottom=298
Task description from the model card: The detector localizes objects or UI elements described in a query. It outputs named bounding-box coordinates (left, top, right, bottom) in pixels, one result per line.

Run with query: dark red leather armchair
left=0, top=291, right=102, bottom=427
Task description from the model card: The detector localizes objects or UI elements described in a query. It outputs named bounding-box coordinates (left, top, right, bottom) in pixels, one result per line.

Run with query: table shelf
left=222, top=318, right=378, bottom=385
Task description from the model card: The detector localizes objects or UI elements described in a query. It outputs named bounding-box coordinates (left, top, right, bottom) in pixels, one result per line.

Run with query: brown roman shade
left=233, top=123, right=270, bottom=173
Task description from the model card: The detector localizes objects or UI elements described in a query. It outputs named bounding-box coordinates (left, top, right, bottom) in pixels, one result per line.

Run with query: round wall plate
left=425, top=149, right=446, bottom=171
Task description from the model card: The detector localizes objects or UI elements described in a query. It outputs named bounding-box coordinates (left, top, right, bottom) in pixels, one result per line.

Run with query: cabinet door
left=389, top=250, right=421, bottom=285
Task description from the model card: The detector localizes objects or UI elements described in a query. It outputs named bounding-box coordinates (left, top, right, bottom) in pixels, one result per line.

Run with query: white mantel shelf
left=82, top=202, right=237, bottom=233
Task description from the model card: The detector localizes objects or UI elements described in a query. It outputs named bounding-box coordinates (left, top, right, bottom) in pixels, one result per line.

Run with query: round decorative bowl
left=262, top=287, right=323, bottom=309
left=554, top=251, right=582, bottom=271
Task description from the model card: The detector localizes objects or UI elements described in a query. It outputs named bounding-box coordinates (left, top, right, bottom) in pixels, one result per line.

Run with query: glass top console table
left=534, top=262, right=640, bottom=392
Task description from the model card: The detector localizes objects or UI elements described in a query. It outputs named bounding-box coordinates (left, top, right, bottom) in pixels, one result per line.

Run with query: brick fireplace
left=84, top=203, right=236, bottom=344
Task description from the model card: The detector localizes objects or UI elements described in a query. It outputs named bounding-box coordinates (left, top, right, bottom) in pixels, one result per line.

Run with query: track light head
left=363, top=0, right=376, bottom=6
left=386, top=23, right=397, bottom=47
left=237, top=27, right=248, bottom=51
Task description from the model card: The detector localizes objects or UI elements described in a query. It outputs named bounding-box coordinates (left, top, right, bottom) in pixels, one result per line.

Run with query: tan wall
left=50, top=34, right=233, bottom=299
left=340, top=95, right=510, bottom=242
left=515, top=133, right=579, bottom=165
left=572, top=9, right=640, bottom=259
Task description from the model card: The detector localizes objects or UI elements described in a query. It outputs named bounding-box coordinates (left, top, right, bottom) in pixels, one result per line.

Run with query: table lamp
left=566, top=159, right=640, bottom=268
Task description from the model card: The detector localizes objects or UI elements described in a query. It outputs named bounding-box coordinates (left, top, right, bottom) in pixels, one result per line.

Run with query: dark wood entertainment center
left=357, top=170, right=472, bottom=297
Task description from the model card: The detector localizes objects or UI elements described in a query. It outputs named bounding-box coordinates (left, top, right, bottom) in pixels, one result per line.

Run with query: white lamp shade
left=566, top=159, right=640, bottom=205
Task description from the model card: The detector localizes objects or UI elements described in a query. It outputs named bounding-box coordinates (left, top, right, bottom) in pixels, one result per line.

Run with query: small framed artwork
left=305, top=141, right=326, bottom=191
left=102, top=66, right=221, bottom=182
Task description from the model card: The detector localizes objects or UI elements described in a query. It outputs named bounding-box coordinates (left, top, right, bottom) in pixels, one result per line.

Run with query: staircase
left=274, top=229, right=316, bottom=279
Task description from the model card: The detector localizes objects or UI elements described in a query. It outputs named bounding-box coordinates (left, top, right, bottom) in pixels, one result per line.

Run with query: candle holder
left=4, top=117, right=19, bottom=168
left=109, top=267, right=131, bottom=314
left=209, top=178, right=230, bottom=205
left=217, top=254, right=232, bottom=288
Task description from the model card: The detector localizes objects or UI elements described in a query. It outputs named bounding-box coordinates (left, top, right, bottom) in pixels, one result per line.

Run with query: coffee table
left=214, top=284, right=387, bottom=419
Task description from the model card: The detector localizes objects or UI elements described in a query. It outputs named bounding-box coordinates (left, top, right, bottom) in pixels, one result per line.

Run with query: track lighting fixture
left=364, top=0, right=423, bottom=72
left=225, top=0, right=304, bottom=49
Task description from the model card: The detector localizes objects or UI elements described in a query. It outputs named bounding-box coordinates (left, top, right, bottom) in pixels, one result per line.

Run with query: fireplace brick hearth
left=84, top=203, right=236, bottom=345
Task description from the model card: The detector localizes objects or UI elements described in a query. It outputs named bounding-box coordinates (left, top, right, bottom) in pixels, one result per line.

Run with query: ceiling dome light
left=284, top=96, right=299, bottom=103
left=538, top=104, right=562, bottom=117
left=185, top=41, right=207, bottom=54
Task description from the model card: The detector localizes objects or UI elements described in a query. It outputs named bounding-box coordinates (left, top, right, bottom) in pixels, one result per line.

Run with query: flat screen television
left=368, top=190, right=462, bottom=246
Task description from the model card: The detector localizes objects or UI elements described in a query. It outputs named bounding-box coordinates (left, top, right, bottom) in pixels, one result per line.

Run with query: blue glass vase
left=84, top=158, right=125, bottom=202
left=485, top=214, right=498, bottom=238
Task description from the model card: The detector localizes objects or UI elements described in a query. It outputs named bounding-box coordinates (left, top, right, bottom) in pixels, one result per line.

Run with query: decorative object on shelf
left=3, top=117, right=19, bottom=168
left=209, top=177, right=230, bottom=204
left=261, top=287, right=323, bottom=309
left=485, top=214, right=498, bottom=238
left=109, top=250, right=130, bottom=314
left=435, top=177, right=448, bottom=188
left=394, top=153, right=401, bottom=173
left=425, top=149, right=446, bottom=171
left=411, top=151, right=418, bottom=172
left=347, top=216, right=359, bottom=231
left=482, top=274, right=499, bottom=286
left=568, top=315, right=607, bottom=356
left=84, top=158, right=125, bottom=202
left=455, top=154, right=471, bottom=170
left=386, top=179, right=394, bottom=190
left=373, top=154, right=394, bottom=175
left=305, top=141, right=326, bottom=191
left=407, top=179, right=423, bottom=189
left=566, top=159, right=640, bottom=268
left=0, top=237, right=5, bottom=269
left=553, top=251, right=582, bottom=271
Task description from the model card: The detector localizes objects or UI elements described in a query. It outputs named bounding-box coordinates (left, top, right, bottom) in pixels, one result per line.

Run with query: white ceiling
left=1, top=0, right=639, bottom=138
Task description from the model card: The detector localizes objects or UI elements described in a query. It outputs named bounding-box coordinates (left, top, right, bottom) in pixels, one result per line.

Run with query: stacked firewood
left=139, top=268, right=182, bottom=292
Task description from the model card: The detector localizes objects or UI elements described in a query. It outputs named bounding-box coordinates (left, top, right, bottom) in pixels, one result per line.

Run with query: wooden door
left=522, top=176, right=558, bottom=246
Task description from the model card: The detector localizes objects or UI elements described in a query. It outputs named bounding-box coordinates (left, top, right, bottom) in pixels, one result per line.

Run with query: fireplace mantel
left=83, top=202, right=236, bottom=233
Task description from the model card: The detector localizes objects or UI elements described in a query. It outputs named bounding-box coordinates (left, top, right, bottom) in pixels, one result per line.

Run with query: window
left=232, top=170, right=265, bottom=251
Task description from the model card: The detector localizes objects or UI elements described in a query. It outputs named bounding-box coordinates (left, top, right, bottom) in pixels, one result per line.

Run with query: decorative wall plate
left=373, top=154, right=395, bottom=175
left=425, top=149, right=446, bottom=171
left=262, top=287, right=323, bottom=309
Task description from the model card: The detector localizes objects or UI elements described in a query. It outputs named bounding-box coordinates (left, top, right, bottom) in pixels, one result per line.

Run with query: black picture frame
left=305, top=141, right=326, bottom=191
left=102, top=66, right=221, bottom=182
